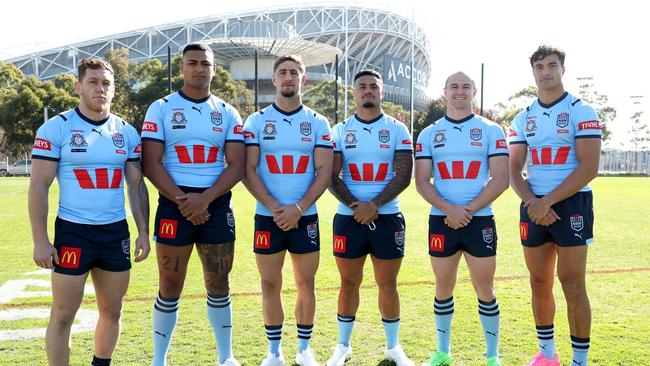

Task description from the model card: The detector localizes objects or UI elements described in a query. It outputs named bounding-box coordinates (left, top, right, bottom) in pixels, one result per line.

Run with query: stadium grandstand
left=5, top=4, right=431, bottom=110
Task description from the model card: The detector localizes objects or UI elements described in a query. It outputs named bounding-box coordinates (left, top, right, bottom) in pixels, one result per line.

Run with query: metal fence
left=600, top=150, right=650, bottom=175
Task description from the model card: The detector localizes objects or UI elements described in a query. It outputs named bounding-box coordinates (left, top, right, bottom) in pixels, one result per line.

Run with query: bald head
left=444, top=72, right=475, bottom=89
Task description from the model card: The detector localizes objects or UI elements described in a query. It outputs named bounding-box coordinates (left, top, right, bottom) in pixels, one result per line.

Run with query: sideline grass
left=0, top=177, right=648, bottom=365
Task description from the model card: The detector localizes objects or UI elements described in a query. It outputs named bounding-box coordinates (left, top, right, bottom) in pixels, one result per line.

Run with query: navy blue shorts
left=253, top=214, right=320, bottom=254
left=153, top=187, right=235, bottom=246
left=332, top=213, right=406, bottom=259
left=53, top=217, right=131, bottom=275
left=520, top=191, right=594, bottom=247
left=428, top=215, right=498, bottom=258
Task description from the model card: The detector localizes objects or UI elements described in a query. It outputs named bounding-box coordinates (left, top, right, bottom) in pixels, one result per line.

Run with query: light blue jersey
left=32, top=108, right=141, bottom=224
left=508, top=92, right=602, bottom=195
left=141, top=90, right=244, bottom=188
left=416, top=114, right=508, bottom=216
left=243, top=103, right=333, bottom=216
left=332, top=113, right=413, bottom=215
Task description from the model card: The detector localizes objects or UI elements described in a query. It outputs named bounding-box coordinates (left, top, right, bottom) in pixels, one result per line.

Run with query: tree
left=0, top=76, right=77, bottom=156
left=630, top=111, right=649, bottom=150
left=53, top=73, right=77, bottom=96
left=577, top=82, right=615, bottom=141
left=104, top=49, right=141, bottom=125
left=412, top=96, right=446, bottom=142
left=494, top=86, right=537, bottom=129
left=303, top=80, right=354, bottom=124
left=0, top=61, right=23, bottom=91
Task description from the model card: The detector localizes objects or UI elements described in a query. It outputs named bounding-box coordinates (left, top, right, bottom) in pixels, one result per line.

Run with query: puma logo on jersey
left=92, top=128, right=103, bottom=136
left=543, top=111, right=551, bottom=118
left=453, top=125, right=463, bottom=132
left=363, top=127, right=373, bottom=134
left=283, top=118, right=292, bottom=125
left=192, top=106, right=203, bottom=114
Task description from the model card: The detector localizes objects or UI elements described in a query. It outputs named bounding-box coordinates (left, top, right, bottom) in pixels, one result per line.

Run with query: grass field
left=0, top=177, right=648, bottom=365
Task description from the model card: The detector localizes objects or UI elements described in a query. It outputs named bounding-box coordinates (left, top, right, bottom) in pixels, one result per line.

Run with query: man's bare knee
left=98, top=301, right=123, bottom=323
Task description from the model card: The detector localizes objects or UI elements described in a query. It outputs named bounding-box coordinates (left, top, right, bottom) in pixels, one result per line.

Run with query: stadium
left=5, top=5, right=431, bottom=110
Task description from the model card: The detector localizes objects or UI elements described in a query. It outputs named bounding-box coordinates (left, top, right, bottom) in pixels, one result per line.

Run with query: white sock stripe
left=156, top=296, right=179, bottom=307
left=434, top=302, right=455, bottom=311
left=207, top=294, right=230, bottom=302
left=478, top=302, right=499, bottom=310
left=207, top=298, right=231, bottom=307
left=155, top=299, right=179, bottom=311
left=266, top=329, right=282, bottom=336
left=537, top=329, right=554, bottom=335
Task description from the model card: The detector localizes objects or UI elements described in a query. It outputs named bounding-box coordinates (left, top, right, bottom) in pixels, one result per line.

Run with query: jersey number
left=266, top=155, right=310, bottom=174
left=73, top=168, right=122, bottom=189
left=348, top=163, right=389, bottom=181
left=529, top=146, right=570, bottom=165
left=175, top=145, right=219, bottom=164
left=436, top=161, right=481, bottom=180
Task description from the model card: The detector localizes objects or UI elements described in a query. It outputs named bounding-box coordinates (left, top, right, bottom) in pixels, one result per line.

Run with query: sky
left=1, top=0, right=648, bottom=148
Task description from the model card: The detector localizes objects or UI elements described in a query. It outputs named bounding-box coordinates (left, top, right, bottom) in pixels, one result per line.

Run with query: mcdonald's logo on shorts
left=333, top=235, right=347, bottom=253
left=255, top=231, right=271, bottom=249
left=429, top=234, right=445, bottom=252
left=59, top=247, right=81, bottom=269
left=159, top=219, right=178, bottom=239
left=519, top=222, right=529, bottom=240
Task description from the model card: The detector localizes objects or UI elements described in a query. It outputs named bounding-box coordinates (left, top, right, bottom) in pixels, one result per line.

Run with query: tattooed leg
left=156, top=243, right=194, bottom=298
left=196, top=242, right=235, bottom=297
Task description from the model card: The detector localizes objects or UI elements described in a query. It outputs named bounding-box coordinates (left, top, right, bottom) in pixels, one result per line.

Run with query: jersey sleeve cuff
left=141, top=137, right=165, bottom=143
left=315, top=144, right=334, bottom=149
left=508, top=140, right=527, bottom=145
left=32, top=155, right=60, bottom=162
left=225, top=139, right=245, bottom=144
left=415, top=155, right=432, bottom=160
left=126, top=157, right=141, bottom=162
left=575, top=135, right=603, bottom=139
left=488, top=152, right=510, bottom=158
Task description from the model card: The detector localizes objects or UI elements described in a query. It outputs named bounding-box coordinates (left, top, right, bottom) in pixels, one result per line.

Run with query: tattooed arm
left=371, top=151, right=413, bottom=207
left=328, top=152, right=358, bottom=206
left=125, top=160, right=151, bottom=262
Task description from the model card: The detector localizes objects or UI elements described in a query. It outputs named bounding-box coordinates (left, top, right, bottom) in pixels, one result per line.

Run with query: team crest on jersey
left=211, top=111, right=222, bottom=126
left=570, top=214, right=584, bottom=231
left=556, top=112, right=569, bottom=128
left=111, top=132, right=125, bottom=148
left=344, top=132, right=358, bottom=149
left=433, top=130, right=446, bottom=148
left=470, top=128, right=482, bottom=141
left=525, top=117, right=537, bottom=132
left=300, top=121, right=312, bottom=136
left=482, top=227, right=494, bottom=244
left=70, top=133, right=88, bottom=148
left=226, top=212, right=234, bottom=227
left=378, top=129, right=390, bottom=143
left=306, top=222, right=318, bottom=239
left=263, top=123, right=277, bottom=138
left=171, top=110, right=187, bottom=129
